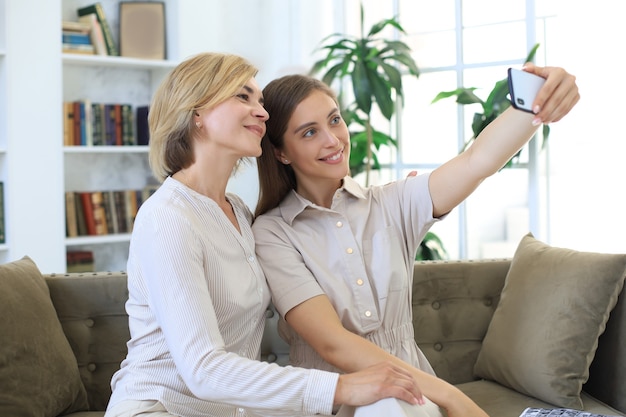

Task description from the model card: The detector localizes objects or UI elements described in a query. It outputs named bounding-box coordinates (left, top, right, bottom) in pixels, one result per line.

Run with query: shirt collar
left=278, top=176, right=367, bottom=225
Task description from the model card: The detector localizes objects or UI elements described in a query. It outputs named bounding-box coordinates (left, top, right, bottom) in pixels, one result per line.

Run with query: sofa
left=1, top=234, right=625, bottom=417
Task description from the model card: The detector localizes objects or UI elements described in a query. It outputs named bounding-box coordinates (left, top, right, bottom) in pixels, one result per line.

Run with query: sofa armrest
left=411, top=259, right=511, bottom=384
left=45, top=271, right=130, bottom=412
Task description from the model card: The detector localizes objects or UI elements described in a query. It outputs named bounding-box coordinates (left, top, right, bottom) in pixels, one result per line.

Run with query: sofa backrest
left=411, top=259, right=626, bottom=414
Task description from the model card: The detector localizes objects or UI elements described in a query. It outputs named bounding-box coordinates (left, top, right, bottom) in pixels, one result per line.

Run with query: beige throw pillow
left=474, top=233, right=626, bottom=409
left=0, top=256, right=89, bottom=417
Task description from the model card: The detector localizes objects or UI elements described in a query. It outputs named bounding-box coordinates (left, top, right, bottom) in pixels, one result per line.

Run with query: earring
left=283, top=159, right=289, bottom=164
left=195, top=122, right=201, bottom=128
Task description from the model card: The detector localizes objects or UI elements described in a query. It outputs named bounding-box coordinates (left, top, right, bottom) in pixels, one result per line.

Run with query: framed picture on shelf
left=119, top=2, right=166, bottom=60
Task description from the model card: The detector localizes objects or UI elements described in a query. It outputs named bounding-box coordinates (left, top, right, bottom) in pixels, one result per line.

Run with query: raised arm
left=285, top=294, right=489, bottom=417
left=429, top=63, right=579, bottom=218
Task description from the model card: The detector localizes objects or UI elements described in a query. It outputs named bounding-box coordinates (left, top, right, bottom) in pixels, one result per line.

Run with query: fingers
left=522, top=62, right=580, bottom=124
left=335, top=361, right=424, bottom=407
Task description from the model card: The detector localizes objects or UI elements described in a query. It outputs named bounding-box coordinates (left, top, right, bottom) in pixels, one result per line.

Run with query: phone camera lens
left=517, top=98, right=525, bottom=105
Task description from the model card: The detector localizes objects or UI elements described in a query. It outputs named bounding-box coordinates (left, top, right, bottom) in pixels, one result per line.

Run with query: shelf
left=64, top=146, right=149, bottom=154
left=66, top=233, right=131, bottom=246
left=62, top=53, right=177, bottom=70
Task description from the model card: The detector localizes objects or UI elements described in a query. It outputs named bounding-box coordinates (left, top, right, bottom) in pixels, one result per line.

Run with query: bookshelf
left=0, top=0, right=182, bottom=273
left=61, top=0, right=178, bottom=271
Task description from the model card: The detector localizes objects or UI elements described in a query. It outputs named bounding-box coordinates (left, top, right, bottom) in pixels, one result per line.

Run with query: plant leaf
left=369, top=71, right=394, bottom=120
left=352, top=60, right=373, bottom=114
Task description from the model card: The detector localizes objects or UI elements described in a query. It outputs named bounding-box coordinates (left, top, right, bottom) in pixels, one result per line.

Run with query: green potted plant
left=310, top=4, right=420, bottom=184
left=431, top=43, right=548, bottom=168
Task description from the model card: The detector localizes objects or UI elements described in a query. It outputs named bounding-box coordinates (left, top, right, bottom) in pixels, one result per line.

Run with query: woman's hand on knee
left=333, top=361, right=424, bottom=407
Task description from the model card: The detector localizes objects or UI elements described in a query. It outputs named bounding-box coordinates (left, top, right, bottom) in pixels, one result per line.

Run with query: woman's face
left=196, top=77, right=268, bottom=159
left=278, top=90, right=350, bottom=186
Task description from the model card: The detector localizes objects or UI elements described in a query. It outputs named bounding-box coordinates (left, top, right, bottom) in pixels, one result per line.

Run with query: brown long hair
left=255, top=74, right=338, bottom=217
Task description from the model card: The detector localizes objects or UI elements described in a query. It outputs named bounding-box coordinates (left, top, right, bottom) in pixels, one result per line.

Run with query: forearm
left=467, top=107, right=538, bottom=177
left=320, top=327, right=475, bottom=411
left=429, top=107, right=538, bottom=216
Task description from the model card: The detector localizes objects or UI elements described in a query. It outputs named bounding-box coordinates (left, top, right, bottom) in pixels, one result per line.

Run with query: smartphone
left=507, top=68, right=545, bottom=113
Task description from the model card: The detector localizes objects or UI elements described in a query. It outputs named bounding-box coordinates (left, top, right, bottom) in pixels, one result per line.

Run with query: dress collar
left=278, top=176, right=366, bottom=225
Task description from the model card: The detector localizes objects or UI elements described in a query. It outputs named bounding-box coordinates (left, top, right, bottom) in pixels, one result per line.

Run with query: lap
left=337, top=397, right=443, bottom=417
left=105, top=400, right=175, bottom=417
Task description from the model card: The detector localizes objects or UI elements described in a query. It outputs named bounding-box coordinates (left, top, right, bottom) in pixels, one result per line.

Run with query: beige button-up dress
left=253, top=174, right=440, bottom=376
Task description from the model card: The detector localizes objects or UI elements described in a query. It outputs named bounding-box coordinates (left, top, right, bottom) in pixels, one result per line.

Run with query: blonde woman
left=105, top=52, right=424, bottom=417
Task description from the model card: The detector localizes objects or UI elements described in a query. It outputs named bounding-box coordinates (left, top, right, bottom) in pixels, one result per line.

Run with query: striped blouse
left=107, top=177, right=338, bottom=417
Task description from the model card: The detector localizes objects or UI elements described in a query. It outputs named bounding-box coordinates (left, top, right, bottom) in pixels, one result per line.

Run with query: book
left=65, top=191, right=78, bottom=238
left=90, top=191, right=108, bottom=235
left=113, top=190, right=129, bottom=233
left=75, top=192, right=87, bottom=236
left=62, top=20, right=91, bottom=33
left=114, top=104, right=123, bottom=146
left=121, top=104, right=135, bottom=145
left=136, top=105, right=150, bottom=145
left=62, top=43, right=95, bottom=55
left=79, top=192, right=97, bottom=235
left=63, top=101, right=75, bottom=146
left=78, top=13, right=107, bottom=56
left=62, top=31, right=92, bottom=45
left=519, top=408, right=623, bottom=417
left=77, top=3, right=118, bottom=56
left=103, top=190, right=119, bottom=234
left=66, top=250, right=95, bottom=273
left=91, top=102, right=104, bottom=146
left=0, top=182, right=5, bottom=244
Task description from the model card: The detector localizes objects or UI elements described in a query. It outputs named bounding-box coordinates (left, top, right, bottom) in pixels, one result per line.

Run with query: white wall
left=547, top=0, right=625, bottom=253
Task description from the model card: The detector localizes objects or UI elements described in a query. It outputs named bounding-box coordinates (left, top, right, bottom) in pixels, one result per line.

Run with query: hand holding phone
left=507, top=68, right=546, bottom=113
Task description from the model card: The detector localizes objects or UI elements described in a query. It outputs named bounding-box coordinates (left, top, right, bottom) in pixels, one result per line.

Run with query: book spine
left=75, top=192, right=87, bottom=236
left=90, top=191, right=108, bottom=235
left=136, top=105, right=150, bottom=145
left=91, top=102, right=103, bottom=146
left=77, top=3, right=118, bottom=56
left=104, top=104, right=116, bottom=145
left=114, top=104, right=123, bottom=146
left=65, top=191, right=78, bottom=238
left=79, top=192, right=97, bottom=235
left=114, top=190, right=128, bottom=233
left=105, top=190, right=119, bottom=234
left=62, top=32, right=92, bottom=45
left=73, top=101, right=81, bottom=146
left=122, top=104, right=135, bottom=145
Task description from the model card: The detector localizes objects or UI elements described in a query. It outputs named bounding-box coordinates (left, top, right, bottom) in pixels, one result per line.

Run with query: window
left=346, top=0, right=560, bottom=259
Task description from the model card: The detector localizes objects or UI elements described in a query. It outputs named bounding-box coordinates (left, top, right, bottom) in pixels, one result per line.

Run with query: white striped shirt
left=107, top=177, right=338, bottom=417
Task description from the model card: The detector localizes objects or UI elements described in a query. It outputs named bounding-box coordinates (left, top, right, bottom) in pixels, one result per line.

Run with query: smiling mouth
left=246, top=125, right=265, bottom=137
left=320, top=149, right=343, bottom=162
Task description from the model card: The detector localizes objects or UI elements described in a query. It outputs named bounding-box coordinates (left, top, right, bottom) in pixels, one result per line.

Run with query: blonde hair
left=148, top=52, right=258, bottom=182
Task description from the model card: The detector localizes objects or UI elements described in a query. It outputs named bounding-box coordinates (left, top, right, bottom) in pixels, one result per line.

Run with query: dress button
left=346, top=248, right=353, bottom=254
left=356, top=279, right=364, bottom=286
left=364, top=310, right=372, bottom=317
left=247, top=256, right=255, bottom=262
left=336, top=221, right=343, bottom=227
